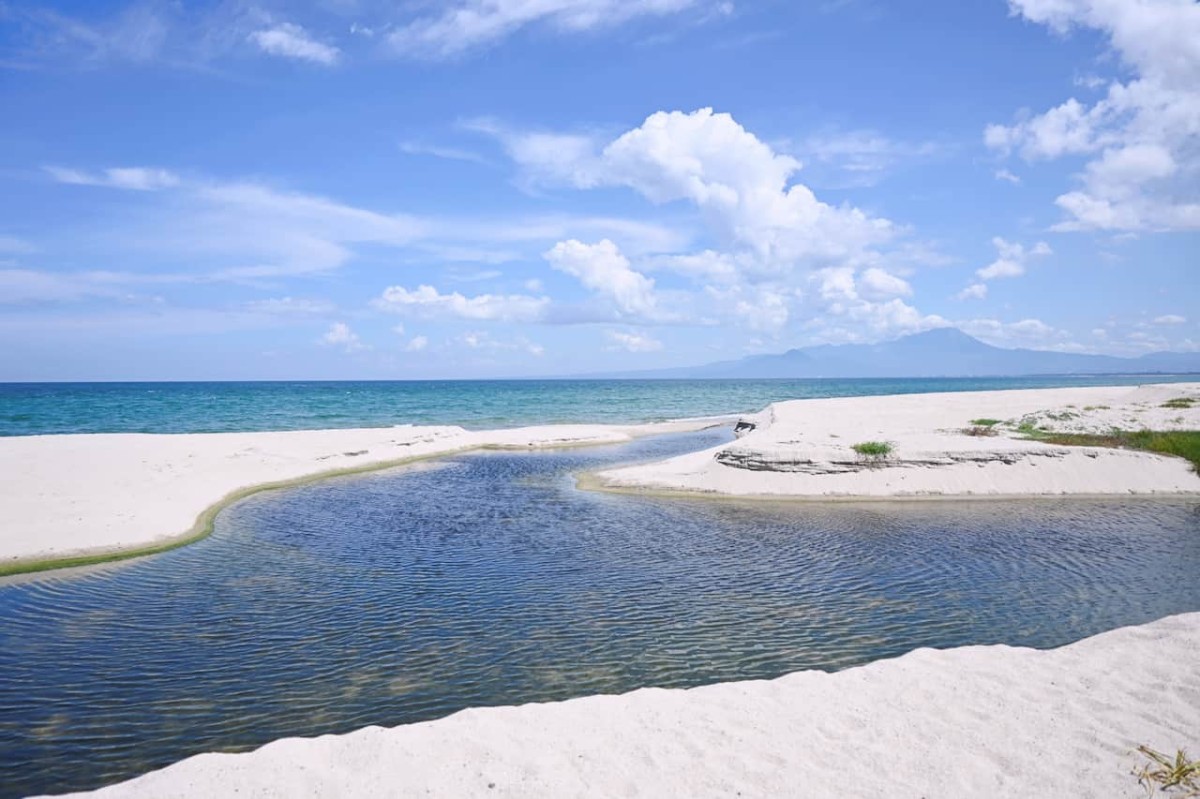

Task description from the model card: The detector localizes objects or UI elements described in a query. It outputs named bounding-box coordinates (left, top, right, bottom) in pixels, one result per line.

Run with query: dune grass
left=963, top=425, right=998, bottom=437
left=1133, top=745, right=1200, bottom=797
left=969, top=418, right=1002, bottom=427
left=1021, top=429, right=1200, bottom=473
left=851, top=441, right=893, bottom=463
left=1162, top=397, right=1196, bottom=409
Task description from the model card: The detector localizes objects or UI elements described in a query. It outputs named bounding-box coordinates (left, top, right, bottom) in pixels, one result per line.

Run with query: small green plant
left=1083, top=405, right=1110, bottom=411
left=1132, top=745, right=1200, bottom=797
left=970, top=418, right=1002, bottom=427
left=851, top=441, right=893, bottom=464
left=1162, top=397, right=1196, bottom=409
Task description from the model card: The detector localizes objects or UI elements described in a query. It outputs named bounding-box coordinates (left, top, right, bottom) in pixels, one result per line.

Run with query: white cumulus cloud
left=955, top=283, right=989, bottom=301
left=975, top=237, right=1051, bottom=281
left=374, top=284, right=549, bottom=322
left=481, top=108, right=896, bottom=279
left=320, top=321, right=365, bottom=352
left=858, top=267, right=912, bottom=300
left=605, top=330, right=664, bottom=352
left=543, top=239, right=658, bottom=318
left=985, top=0, right=1200, bottom=231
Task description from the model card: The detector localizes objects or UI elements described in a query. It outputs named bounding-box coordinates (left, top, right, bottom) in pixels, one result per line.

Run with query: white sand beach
left=0, top=416, right=728, bottom=570
left=4, top=383, right=1199, bottom=573
left=596, top=383, right=1200, bottom=499
left=44, top=611, right=1200, bottom=799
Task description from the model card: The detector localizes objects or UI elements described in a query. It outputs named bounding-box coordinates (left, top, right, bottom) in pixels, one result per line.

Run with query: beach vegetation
left=969, top=418, right=1002, bottom=427
left=851, top=441, right=893, bottom=463
left=1019, top=429, right=1200, bottom=473
left=1133, top=745, right=1200, bottom=797
left=1083, top=405, right=1110, bottom=411
left=1162, top=397, right=1195, bottom=409
left=1016, top=421, right=1049, bottom=436
left=963, top=425, right=998, bottom=437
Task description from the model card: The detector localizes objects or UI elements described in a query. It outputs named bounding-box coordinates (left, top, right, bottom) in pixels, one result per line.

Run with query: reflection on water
left=2, top=428, right=1199, bottom=797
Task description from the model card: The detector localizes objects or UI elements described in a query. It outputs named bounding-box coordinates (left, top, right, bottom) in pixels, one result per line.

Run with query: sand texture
left=45, top=612, right=1200, bottom=799
left=0, top=416, right=727, bottom=569
left=596, top=383, right=1200, bottom=498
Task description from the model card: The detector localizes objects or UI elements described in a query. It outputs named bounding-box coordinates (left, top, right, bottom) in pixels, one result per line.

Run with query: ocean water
left=2, top=430, right=1199, bottom=797
left=1, top=374, right=1197, bottom=436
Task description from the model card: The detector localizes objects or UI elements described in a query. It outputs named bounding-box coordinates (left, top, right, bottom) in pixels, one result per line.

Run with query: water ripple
left=1, top=429, right=1199, bottom=797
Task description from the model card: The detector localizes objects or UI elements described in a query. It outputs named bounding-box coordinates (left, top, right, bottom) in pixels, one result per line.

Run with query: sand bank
left=596, top=383, right=1200, bottom=499
left=45, top=611, right=1200, bottom=798
left=0, top=416, right=728, bottom=573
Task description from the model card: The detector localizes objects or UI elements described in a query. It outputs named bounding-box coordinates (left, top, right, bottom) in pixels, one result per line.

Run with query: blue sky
left=0, top=0, right=1196, bottom=380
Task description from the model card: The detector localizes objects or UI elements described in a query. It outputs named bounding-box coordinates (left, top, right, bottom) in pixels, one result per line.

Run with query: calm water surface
left=2, top=429, right=1199, bottom=797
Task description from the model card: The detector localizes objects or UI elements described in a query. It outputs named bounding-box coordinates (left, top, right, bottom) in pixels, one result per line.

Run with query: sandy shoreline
left=7, top=383, right=1200, bottom=798
left=0, top=416, right=729, bottom=574
left=4, top=382, right=1199, bottom=575
left=44, top=612, right=1200, bottom=798
left=596, top=383, right=1200, bottom=499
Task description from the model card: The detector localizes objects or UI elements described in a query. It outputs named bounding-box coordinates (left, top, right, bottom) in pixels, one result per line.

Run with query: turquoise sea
left=2, top=374, right=1197, bottom=436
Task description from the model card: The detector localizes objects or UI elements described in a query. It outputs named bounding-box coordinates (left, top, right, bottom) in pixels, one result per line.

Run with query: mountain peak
left=890, top=328, right=991, bottom=353
left=903, top=327, right=983, bottom=344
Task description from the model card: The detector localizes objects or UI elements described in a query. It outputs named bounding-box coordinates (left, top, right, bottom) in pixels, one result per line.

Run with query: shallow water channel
left=2, top=428, right=1199, bottom=797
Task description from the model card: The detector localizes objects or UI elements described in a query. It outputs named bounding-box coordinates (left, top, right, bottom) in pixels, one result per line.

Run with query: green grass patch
left=1016, top=421, right=1049, bottom=436
left=1020, top=429, right=1200, bottom=473
left=1162, top=397, right=1196, bottom=409
left=851, top=440, right=893, bottom=461
left=969, top=418, right=1002, bottom=427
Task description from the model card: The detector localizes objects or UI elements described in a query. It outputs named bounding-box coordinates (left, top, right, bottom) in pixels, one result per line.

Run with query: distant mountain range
left=597, top=328, right=1200, bottom=379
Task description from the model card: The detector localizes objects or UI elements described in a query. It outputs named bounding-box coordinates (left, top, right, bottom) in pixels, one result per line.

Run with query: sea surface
left=2, top=429, right=1199, bottom=797
left=2, top=374, right=1197, bottom=436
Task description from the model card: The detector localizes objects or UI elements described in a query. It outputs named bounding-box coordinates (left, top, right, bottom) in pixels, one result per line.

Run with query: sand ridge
left=596, top=383, right=1200, bottom=499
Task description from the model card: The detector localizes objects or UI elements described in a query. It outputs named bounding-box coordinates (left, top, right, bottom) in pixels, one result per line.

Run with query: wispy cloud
left=605, top=329, right=663, bottom=352
left=0, top=235, right=37, bottom=254
left=249, top=23, right=339, bottom=66
left=44, top=166, right=180, bottom=191
left=386, top=0, right=705, bottom=60
left=791, top=129, right=944, bottom=186
left=399, top=141, right=491, bottom=165
left=994, top=168, right=1021, bottom=185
